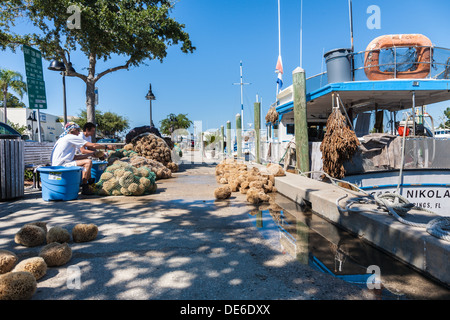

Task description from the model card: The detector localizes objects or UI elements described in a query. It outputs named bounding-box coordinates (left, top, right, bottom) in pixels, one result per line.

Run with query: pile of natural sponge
left=0, top=222, right=99, bottom=299
left=130, top=133, right=179, bottom=173
left=128, top=156, right=173, bottom=180
left=214, top=159, right=285, bottom=204
left=95, top=160, right=157, bottom=196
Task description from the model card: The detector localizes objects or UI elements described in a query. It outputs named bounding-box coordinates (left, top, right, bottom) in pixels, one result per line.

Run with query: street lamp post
left=145, top=84, right=156, bottom=127
left=48, top=51, right=76, bottom=126
left=27, top=111, right=36, bottom=140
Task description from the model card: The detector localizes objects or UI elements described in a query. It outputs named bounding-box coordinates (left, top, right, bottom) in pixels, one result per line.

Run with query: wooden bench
left=24, top=141, right=54, bottom=189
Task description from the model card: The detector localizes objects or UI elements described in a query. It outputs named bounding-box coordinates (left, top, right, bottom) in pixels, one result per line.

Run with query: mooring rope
left=374, top=193, right=450, bottom=242
left=297, top=170, right=450, bottom=242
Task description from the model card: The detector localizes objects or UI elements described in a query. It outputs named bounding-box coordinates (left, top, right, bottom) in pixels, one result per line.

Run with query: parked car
left=0, top=121, right=22, bottom=139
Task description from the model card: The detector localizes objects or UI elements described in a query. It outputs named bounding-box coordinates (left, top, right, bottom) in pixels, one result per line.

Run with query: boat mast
left=275, top=0, right=284, bottom=100
left=300, top=0, right=303, bottom=68
left=348, top=0, right=355, bottom=80
left=348, top=0, right=354, bottom=53
left=233, top=61, right=250, bottom=131
left=278, top=0, right=281, bottom=60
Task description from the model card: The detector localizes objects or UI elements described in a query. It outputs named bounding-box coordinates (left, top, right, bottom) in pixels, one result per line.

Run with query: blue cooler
left=91, top=160, right=108, bottom=183
left=37, top=166, right=82, bottom=201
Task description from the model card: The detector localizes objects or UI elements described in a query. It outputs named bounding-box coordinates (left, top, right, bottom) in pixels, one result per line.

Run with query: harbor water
left=248, top=193, right=450, bottom=300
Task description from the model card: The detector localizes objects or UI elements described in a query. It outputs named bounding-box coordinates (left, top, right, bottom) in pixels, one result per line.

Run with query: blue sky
left=1, top=0, right=450, bottom=133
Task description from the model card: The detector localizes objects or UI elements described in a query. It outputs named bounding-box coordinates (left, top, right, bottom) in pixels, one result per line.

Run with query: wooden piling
left=236, top=113, right=242, bottom=158
left=292, top=67, right=309, bottom=173
left=226, top=121, right=231, bottom=157
left=254, top=101, right=261, bottom=164
left=220, top=125, right=224, bottom=157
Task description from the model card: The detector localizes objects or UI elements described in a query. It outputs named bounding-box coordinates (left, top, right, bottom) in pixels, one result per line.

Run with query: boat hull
left=343, top=169, right=450, bottom=217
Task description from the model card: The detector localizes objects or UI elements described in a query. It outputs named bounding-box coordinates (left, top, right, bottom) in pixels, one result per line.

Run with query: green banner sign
left=23, top=45, right=47, bottom=109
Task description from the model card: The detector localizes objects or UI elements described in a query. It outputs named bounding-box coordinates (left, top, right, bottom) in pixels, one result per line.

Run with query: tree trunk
left=86, top=79, right=96, bottom=124
left=86, top=52, right=97, bottom=127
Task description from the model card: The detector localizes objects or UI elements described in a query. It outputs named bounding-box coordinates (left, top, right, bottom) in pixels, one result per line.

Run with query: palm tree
left=0, top=69, right=27, bottom=123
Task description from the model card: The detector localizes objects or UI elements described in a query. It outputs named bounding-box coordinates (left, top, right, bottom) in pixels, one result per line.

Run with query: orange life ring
left=364, top=34, right=432, bottom=80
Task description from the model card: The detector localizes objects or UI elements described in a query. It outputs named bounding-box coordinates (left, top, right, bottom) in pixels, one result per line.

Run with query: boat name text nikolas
left=406, top=189, right=450, bottom=199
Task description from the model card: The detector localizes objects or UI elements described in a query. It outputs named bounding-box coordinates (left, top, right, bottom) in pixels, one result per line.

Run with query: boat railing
left=305, top=72, right=328, bottom=93
left=352, top=45, right=450, bottom=81
left=305, top=46, right=450, bottom=93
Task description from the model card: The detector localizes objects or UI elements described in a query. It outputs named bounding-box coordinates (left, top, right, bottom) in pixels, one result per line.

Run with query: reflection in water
left=248, top=195, right=450, bottom=300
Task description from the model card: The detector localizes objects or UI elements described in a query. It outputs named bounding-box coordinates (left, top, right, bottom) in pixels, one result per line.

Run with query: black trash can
left=0, top=126, right=24, bottom=200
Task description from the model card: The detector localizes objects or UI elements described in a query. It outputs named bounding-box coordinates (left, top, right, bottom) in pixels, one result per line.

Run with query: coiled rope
left=374, top=193, right=450, bottom=242
left=298, top=170, right=450, bottom=242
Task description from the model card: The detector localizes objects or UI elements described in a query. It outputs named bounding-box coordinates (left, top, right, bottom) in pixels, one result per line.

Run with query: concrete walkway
left=0, top=158, right=374, bottom=300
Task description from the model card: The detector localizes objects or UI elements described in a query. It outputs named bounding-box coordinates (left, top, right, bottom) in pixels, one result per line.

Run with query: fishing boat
left=434, top=128, right=450, bottom=138
left=264, top=34, right=450, bottom=217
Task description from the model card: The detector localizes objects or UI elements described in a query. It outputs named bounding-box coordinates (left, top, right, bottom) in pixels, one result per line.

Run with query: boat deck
left=276, top=79, right=450, bottom=120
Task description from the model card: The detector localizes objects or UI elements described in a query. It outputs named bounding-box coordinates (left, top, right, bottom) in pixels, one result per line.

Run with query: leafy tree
left=0, top=92, right=26, bottom=108
left=159, top=113, right=192, bottom=135
left=7, top=120, right=27, bottom=135
left=0, top=69, right=27, bottom=122
left=0, top=0, right=195, bottom=125
left=98, top=111, right=130, bottom=138
left=74, top=109, right=129, bottom=138
left=443, top=107, right=450, bottom=128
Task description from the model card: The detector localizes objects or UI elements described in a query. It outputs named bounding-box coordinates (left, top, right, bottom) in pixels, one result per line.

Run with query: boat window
left=286, top=123, right=294, bottom=135
left=379, top=47, right=418, bottom=73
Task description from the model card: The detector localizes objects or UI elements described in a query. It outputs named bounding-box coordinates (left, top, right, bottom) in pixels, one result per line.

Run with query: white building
left=1, top=108, right=64, bottom=142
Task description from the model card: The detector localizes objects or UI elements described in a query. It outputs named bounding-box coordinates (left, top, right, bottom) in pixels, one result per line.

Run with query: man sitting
left=51, top=122, right=112, bottom=194
left=77, top=122, right=104, bottom=158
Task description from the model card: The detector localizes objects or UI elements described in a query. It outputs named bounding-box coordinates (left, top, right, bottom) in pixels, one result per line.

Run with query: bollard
left=292, top=67, right=309, bottom=174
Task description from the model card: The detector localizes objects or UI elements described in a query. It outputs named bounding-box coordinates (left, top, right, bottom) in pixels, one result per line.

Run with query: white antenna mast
left=278, top=0, right=281, bottom=57
left=233, top=61, right=250, bottom=130
left=348, top=0, right=354, bottom=53
left=275, top=0, right=284, bottom=100
left=300, top=0, right=303, bottom=68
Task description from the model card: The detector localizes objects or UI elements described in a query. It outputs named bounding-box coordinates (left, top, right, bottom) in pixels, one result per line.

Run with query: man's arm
left=80, top=145, right=95, bottom=155
left=73, top=153, right=90, bottom=160
left=84, top=142, right=114, bottom=150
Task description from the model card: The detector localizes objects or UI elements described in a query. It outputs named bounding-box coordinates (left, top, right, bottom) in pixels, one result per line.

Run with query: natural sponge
left=13, top=257, right=47, bottom=280
left=0, top=271, right=37, bottom=300
left=14, top=224, right=46, bottom=247
left=246, top=187, right=270, bottom=205
left=265, top=163, right=285, bottom=177
left=72, top=224, right=98, bottom=243
left=0, top=250, right=18, bottom=274
left=27, top=222, right=48, bottom=236
left=214, top=185, right=232, bottom=200
left=46, top=226, right=71, bottom=244
left=39, top=243, right=72, bottom=267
